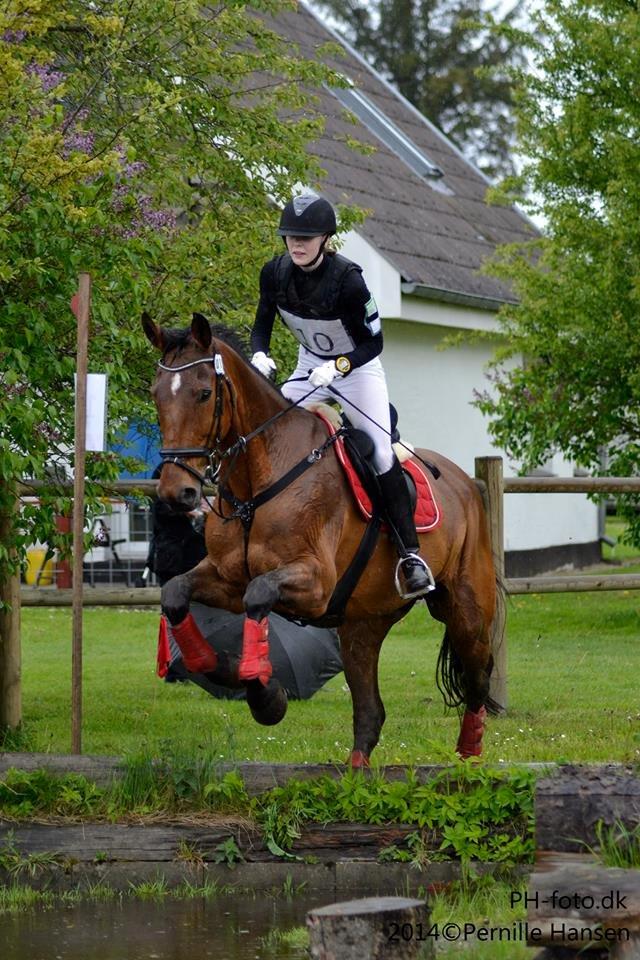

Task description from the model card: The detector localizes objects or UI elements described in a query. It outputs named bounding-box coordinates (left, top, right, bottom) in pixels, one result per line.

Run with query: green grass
left=9, top=548, right=640, bottom=763
left=602, top=518, right=640, bottom=562
left=0, top=877, right=236, bottom=915
left=429, top=873, right=529, bottom=959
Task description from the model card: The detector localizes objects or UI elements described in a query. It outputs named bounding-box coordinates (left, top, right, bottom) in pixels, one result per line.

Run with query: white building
left=271, top=1, right=600, bottom=575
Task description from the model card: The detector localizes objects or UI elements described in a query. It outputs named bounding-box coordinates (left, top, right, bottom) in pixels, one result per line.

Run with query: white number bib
left=278, top=307, right=355, bottom=356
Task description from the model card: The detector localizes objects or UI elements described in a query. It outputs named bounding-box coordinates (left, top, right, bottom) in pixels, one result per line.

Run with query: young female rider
left=250, top=193, right=433, bottom=600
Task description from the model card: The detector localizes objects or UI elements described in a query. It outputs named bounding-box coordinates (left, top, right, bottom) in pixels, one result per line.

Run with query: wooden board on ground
left=0, top=752, right=450, bottom=792
left=0, top=819, right=422, bottom=864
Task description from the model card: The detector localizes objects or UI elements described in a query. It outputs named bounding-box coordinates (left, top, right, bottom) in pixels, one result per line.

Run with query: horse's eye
left=198, top=389, right=212, bottom=403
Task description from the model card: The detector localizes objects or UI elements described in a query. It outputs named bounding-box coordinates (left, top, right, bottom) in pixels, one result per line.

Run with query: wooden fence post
left=474, top=457, right=507, bottom=711
left=0, top=497, right=22, bottom=732
left=71, top=272, right=91, bottom=754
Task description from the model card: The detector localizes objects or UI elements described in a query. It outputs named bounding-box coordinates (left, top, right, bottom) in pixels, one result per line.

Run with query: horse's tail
left=435, top=574, right=505, bottom=717
left=435, top=628, right=465, bottom=711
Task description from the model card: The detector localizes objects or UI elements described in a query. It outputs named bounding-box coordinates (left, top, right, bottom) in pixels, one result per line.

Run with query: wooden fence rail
left=2, top=461, right=640, bottom=730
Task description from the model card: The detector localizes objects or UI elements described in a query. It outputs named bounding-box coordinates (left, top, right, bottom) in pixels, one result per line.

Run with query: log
left=307, top=896, right=430, bottom=959
left=535, top=765, right=640, bottom=853
left=0, top=753, right=447, bottom=793
left=0, top=819, right=417, bottom=864
left=504, top=477, right=640, bottom=494
left=507, top=574, right=640, bottom=594
left=0, top=752, right=124, bottom=785
left=0, top=820, right=257, bottom=863
left=20, top=587, right=162, bottom=607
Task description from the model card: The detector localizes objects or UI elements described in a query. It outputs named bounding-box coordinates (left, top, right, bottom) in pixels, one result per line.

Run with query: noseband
left=156, top=352, right=340, bottom=528
left=157, top=353, right=229, bottom=485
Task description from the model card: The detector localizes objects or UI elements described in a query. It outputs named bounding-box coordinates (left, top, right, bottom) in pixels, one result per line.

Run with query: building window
left=129, top=503, right=152, bottom=542
left=329, top=81, right=452, bottom=193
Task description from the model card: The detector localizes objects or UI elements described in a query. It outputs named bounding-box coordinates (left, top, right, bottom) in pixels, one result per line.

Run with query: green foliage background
left=478, top=0, right=640, bottom=540
left=0, top=0, right=363, bottom=565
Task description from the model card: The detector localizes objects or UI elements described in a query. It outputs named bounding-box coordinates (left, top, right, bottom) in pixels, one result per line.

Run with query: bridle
left=156, top=349, right=341, bottom=528
left=157, top=352, right=230, bottom=486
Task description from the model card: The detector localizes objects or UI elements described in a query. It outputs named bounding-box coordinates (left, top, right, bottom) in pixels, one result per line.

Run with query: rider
left=250, top=192, right=434, bottom=600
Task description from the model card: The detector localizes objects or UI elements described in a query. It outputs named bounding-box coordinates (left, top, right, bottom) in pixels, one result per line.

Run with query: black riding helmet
left=277, top=194, right=337, bottom=237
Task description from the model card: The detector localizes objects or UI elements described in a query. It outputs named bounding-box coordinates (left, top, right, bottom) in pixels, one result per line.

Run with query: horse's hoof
left=246, top=678, right=288, bottom=726
left=456, top=705, right=487, bottom=759
left=349, top=750, right=370, bottom=769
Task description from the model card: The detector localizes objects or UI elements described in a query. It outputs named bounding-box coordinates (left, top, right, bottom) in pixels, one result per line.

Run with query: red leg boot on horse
left=377, top=459, right=436, bottom=600
left=240, top=576, right=288, bottom=727
left=161, top=575, right=219, bottom=674
left=159, top=571, right=247, bottom=694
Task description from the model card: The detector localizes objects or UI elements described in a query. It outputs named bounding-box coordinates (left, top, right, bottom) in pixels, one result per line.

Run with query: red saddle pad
left=315, top=413, right=441, bottom=533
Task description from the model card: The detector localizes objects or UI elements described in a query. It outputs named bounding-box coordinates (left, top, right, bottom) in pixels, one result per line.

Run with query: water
left=0, top=894, right=324, bottom=960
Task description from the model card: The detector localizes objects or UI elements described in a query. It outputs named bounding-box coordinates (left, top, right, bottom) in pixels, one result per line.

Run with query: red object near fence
left=55, top=515, right=73, bottom=589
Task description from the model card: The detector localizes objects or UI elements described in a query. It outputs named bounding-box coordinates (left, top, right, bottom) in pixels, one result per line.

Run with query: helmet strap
left=304, top=235, right=329, bottom=269
left=282, top=234, right=330, bottom=270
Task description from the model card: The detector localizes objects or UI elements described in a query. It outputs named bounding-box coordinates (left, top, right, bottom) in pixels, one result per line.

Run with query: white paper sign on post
left=75, top=373, right=108, bottom=452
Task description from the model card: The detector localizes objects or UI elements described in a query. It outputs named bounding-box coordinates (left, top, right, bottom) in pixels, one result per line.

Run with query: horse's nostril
left=179, top=487, right=198, bottom=508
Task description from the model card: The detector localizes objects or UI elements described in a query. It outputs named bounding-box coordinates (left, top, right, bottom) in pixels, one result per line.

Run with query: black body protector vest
left=274, top=252, right=362, bottom=359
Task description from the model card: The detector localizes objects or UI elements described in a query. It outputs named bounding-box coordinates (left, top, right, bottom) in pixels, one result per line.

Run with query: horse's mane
left=160, top=321, right=287, bottom=401
left=160, top=322, right=249, bottom=360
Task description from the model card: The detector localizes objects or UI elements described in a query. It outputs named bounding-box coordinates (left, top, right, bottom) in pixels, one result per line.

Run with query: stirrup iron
left=394, top=553, right=436, bottom=600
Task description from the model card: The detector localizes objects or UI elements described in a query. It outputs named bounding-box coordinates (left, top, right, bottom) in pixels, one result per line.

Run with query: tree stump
left=306, top=896, right=430, bottom=959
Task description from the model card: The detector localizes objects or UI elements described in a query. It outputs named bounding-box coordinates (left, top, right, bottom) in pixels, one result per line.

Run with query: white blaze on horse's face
left=170, top=372, right=181, bottom=396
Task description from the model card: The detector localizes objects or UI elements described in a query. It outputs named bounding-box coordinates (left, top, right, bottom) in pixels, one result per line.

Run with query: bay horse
left=143, top=312, right=499, bottom=764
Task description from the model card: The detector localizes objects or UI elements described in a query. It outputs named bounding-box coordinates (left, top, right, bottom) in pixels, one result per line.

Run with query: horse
left=143, top=312, right=500, bottom=765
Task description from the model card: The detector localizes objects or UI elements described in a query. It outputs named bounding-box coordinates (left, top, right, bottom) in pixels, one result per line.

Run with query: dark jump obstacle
left=1, top=759, right=640, bottom=958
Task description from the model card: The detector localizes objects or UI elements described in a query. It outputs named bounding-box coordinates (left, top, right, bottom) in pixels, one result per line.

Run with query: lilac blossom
left=63, top=128, right=96, bottom=156
left=472, top=387, right=491, bottom=405
left=27, top=62, right=64, bottom=92
left=135, top=196, right=177, bottom=231
left=111, top=170, right=177, bottom=235
left=121, top=160, right=147, bottom=178
left=2, top=30, right=27, bottom=43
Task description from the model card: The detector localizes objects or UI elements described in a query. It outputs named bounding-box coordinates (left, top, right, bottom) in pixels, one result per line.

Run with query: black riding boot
left=377, top=459, right=435, bottom=600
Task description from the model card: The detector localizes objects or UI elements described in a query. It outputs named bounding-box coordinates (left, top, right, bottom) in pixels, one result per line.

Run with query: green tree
left=0, top=0, right=361, bottom=566
left=476, top=0, right=640, bottom=537
left=310, top=0, right=526, bottom=178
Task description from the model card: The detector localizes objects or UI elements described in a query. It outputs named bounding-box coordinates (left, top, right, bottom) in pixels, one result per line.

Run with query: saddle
left=312, top=409, right=441, bottom=533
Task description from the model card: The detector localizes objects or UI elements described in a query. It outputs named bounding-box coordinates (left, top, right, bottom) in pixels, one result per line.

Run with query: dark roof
left=270, top=2, right=536, bottom=307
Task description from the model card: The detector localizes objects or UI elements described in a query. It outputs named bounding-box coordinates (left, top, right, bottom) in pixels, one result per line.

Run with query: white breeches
left=282, top=347, right=395, bottom=474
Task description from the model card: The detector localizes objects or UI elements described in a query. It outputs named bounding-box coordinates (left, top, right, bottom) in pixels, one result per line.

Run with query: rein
left=218, top=430, right=341, bottom=529
left=157, top=356, right=329, bottom=524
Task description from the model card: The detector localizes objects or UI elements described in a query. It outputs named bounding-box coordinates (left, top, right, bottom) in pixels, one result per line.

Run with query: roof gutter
left=401, top=281, right=516, bottom=313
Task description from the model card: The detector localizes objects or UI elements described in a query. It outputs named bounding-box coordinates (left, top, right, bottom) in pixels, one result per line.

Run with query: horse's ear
left=141, top=312, right=164, bottom=351
left=191, top=312, right=212, bottom=351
